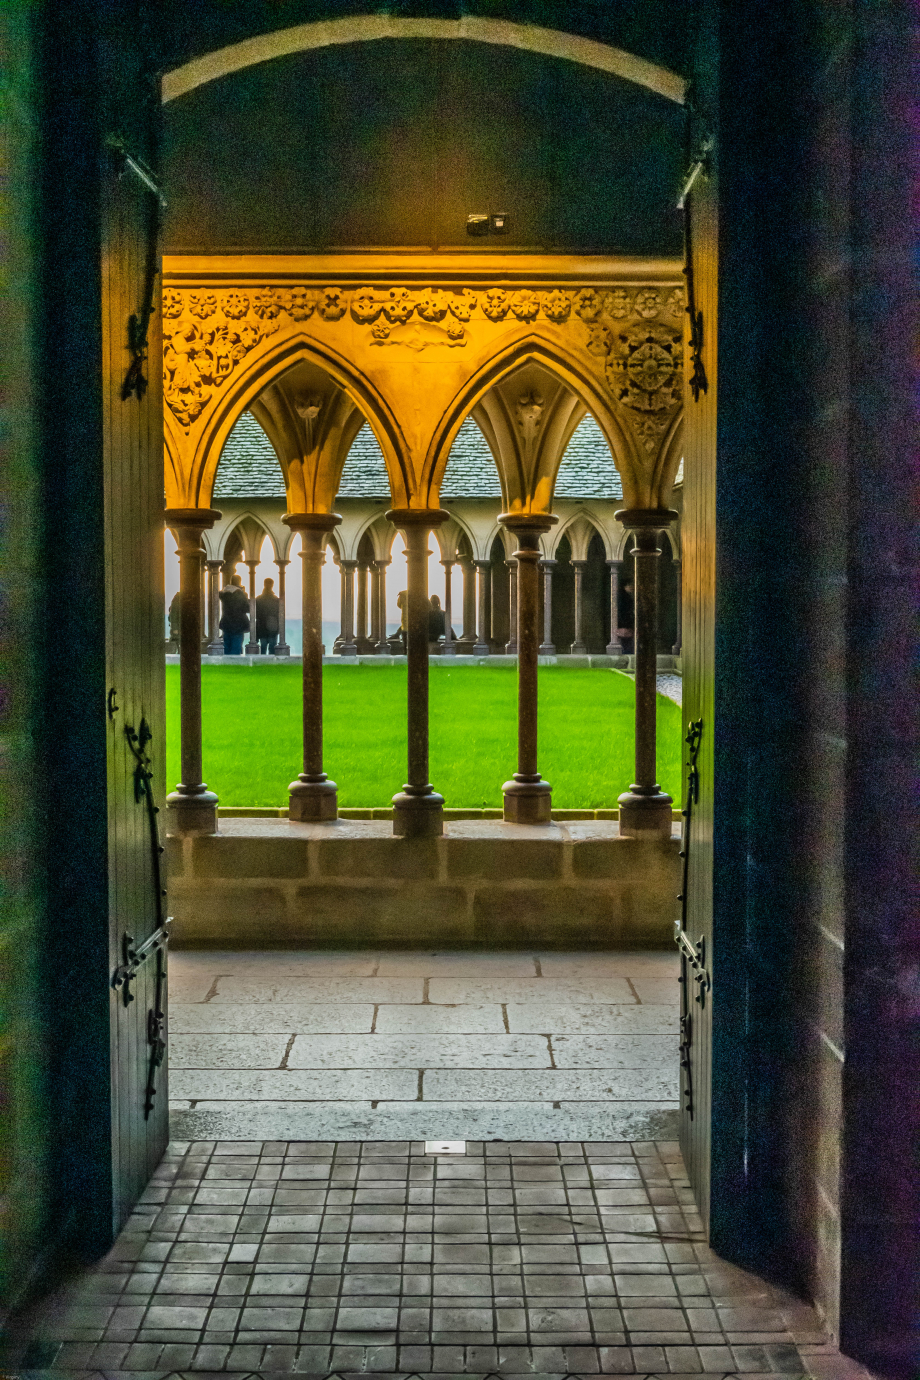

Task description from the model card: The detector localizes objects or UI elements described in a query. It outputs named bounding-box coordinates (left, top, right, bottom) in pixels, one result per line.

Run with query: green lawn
left=165, top=664, right=682, bottom=809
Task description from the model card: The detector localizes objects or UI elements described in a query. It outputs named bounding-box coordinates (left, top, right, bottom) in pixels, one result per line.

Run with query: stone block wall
left=167, top=819, right=681, bottom=950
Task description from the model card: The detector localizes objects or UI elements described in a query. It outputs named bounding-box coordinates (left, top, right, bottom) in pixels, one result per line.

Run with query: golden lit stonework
left=162, top=254, right=685, bottom=514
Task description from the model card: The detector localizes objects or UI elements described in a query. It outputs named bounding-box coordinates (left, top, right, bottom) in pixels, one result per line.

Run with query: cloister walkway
left=168, top=950, right=681, bottom=1143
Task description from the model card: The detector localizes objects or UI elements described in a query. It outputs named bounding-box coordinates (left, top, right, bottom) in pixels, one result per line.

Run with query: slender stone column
left=441, top=559, right=456, bottom=656
left=459, top=557, right=477, bottom=649
left=374, top=559, right=392, bottom=652
left=615, top=509, right=677, bottom=837
left=337, top=559, right=358, bottom=656
left=538, top=559, right=556, bottom=655
left=672, top=556, right=683, bottom=655
left=165, top=508, right=221, bottom=834
left=473, top=559, right=491, bottom=655
left=505, top=559, right=519, bottom=654
left=570, top=559, right=588, bottom=653
left=500, top=514, right=557, bottom=823
left=355, top=563, right=371, bottom=652
left=205, top=560, right=223, bottom=655
left=369, top=561, right=382, bottom=649
left=283, top=513, right=341, bottom=821
left=244, top=560, right=260, bottom=654
left=387, top=509, right=449, bottom=836
left=606, top=559, right=624, bottom=656
left=274, top=558, right=291, bottom=655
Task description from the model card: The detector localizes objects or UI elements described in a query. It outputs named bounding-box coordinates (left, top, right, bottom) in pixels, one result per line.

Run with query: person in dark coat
left=617, top=579, right=635, bottom=655
left=255, top=577, right=281, bottom=655
left=428, top=593, right=446, bottom=648
left=167, top=590, right=182, bottom=650
left=218, top=573, right=249, bottom=655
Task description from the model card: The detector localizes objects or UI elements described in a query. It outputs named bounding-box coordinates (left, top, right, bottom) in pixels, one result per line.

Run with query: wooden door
left=102, top=152, right=170, bottom=1230
left=677, top=150, right=718, bottom=1227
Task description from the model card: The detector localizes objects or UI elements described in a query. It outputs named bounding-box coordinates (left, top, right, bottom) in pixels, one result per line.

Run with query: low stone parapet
left=167, top=818, right=680, bottom=951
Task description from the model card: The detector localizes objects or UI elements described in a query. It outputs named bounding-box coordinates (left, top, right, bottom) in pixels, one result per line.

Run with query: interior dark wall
left=163, top=38, right=685, bottom=254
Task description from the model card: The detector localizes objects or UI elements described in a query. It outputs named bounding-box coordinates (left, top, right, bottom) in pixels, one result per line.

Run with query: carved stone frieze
left=162, top=281, right=685, bottom=431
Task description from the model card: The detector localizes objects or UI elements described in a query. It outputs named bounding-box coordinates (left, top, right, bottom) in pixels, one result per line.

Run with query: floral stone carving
left=162, top=281, right=683, bottom=431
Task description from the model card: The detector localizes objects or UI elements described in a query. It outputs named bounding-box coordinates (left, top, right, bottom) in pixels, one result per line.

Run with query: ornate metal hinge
left=106, top=135, right=164, bottom=402
left=678, top=136, right=712, bottom=404
left=675, top=718, right=709, bottom=1118
left=117, top=717, right=171, bottom=1117
left=111, top=923, right=170, bottom=1007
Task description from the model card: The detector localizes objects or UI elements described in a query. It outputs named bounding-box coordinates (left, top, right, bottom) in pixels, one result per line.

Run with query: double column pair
left=286, top=509, right=451, bottom=835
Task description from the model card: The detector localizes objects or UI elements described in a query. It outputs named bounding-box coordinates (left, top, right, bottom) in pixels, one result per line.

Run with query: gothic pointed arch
left=162, top=329, right=411, bottom=512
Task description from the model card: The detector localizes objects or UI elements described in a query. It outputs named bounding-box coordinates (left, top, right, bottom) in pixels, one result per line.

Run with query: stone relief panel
left=162, top=282, right=686, bottom=436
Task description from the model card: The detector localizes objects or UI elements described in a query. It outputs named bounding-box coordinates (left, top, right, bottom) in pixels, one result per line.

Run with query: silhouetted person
left=428, top=593, right=445, bottom=647
left=396, top=589, right=408, bottom=651
left=167, top=590, right=182, bottom=649
left=218, top=573, right=249, bottom=655
left=256, top=577, right=280, bottom=655
left=617, top=579, right=635, bottom=655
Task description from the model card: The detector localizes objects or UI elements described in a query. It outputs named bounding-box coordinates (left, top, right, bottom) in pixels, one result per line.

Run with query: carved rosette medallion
left=162, top=282, right=685, bottom=431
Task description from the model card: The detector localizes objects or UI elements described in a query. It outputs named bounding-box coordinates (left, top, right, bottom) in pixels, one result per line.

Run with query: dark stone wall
left=162, top=38, right=685, bottom=255
left=700, top=1, right=919, bottom=1372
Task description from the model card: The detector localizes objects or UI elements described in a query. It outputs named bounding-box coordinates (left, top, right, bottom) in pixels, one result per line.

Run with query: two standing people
left=218, top=574, right=281, bottom=655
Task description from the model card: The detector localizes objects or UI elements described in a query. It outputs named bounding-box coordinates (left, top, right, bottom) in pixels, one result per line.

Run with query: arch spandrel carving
left=249, top=362, right=366, bottom=514
left=162, top=256, right=686, bottom=516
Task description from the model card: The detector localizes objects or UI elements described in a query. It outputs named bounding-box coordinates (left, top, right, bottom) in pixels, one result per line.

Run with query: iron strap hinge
left=112, top=922, right=171, bottom=1006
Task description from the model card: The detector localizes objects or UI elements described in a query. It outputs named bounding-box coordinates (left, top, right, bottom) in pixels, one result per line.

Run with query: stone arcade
left=2, top=6, right=915, bottom=1380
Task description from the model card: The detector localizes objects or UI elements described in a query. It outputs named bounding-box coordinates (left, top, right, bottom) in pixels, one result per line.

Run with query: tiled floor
left=168, top=951, right=680, bottom=1143
left=3, top=1137, right=856, bottom=1379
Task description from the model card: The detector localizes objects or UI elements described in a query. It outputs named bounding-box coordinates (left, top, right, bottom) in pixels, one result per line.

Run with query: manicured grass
left=165, top=664, right=682, bottom=809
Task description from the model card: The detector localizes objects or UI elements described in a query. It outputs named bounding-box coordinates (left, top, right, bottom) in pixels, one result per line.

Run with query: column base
left=166, top=786, right=219, bottom=835
left=606, top=642, right=623, bottom=656
left=473, top=642, right=491, bottom=656
left=335, top=642, right=358, bottom=657
left=538, top=642, right=556, bottom=656
left=440, top=639, right=457, bottom=657
left=392, top=787, right=445, bottom=837
left=617, top=789, right=673, bottom=838
left=206, top=641, right=224, bottom=656
left=275, top=642, right=291, bottom=657
left=505, top=641, right=518, bottom=654
left=245, top=641, right=260, bottom=654
left=387, top=636, right=405, bottom=654
left=569, top=641, right=587, bottom=654
left=289, top=775, right=338, bottom=822
left=502, top=775, right=553, bottom=824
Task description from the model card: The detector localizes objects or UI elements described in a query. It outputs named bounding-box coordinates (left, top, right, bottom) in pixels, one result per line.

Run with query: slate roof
left=214, top=410, right=625, bottom=501
left=212, top=411, right=287, bottom=499
left=554, top=414, right=623, bottom=501
left=335, top=423, right=391, bottom=498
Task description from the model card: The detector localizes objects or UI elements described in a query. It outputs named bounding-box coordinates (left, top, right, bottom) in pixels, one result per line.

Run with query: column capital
left=374, top=557, right=391, bottom=568
left=385, top=508, right=450, bottom=530
left=615, top=507, right=679, bottom=531
left=571, top=558, right=588, bottom=569
left=205, top=558, right=223, bottom=570
left=473, top=558, right=491, bottom=569
left=339, top=558, right=359, bottom=570
left=538, top=557, right=557, bottom=569
left=606, top=557, right=623, bottom=568
left=283, top=511, right=342, bottom=532
left=274, top=557, right=290, bottom=568
left=165, top=507, right=221, bottom=548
